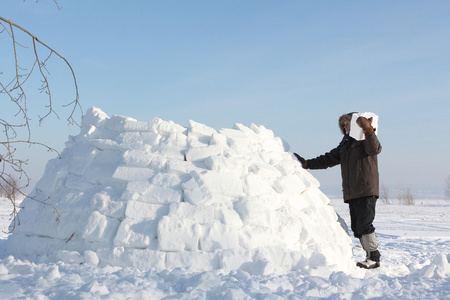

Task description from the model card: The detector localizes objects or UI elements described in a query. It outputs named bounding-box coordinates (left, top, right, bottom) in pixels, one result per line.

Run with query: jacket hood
left=338, top=113, right=354, bottom=135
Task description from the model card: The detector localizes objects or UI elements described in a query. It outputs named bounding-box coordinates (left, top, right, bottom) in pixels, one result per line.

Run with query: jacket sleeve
left=363, top=131, right=382, bottom=156
left=306, top=146, right=341, bottom=170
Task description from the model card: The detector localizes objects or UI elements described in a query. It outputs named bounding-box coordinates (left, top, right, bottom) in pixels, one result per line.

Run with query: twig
left=0, top=13, right=81, bottom=232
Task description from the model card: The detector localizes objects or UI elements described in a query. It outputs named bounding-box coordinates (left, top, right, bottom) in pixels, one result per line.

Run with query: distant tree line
left=381, top=177, right=450, bottom=205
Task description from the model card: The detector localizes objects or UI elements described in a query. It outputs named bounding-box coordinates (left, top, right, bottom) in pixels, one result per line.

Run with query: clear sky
left=1, top=0, right=449, bottom=198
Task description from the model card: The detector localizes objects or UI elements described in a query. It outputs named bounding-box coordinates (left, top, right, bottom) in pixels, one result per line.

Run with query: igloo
left=8, top=107, right=353, bottom=275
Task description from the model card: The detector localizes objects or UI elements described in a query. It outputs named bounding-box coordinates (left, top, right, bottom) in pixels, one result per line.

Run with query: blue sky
left=1, top=1, right=449, bottom=198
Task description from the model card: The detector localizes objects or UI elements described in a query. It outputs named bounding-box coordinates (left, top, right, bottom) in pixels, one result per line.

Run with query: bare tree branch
left=0, top=13, right=80, bottom=232
left=52, top=0, right=63, bottom=11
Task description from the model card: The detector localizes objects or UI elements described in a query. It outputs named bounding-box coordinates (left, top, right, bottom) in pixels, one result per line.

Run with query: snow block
left=136, top=184, right=183, bottom=205
left=166, top=159, right=200, bottom=174
left=90, top=189, right=126, bottom=219
left=242, top=174, right=274, bottom=196
left=123, top=149, right=153, bottom=167
left=168, top=202, right=215, bottom=225
left=349, top=112, right=379, bottom=141
left=182, top=171, right=242, bottom=205
left=273, top=174, right=308, bottom=195
left=157, top=216, right=203, bottom=251
left=234, top=197, right=269, bottom=226
left=195, top=171, right=243, bottom=197
left=204, top=155, right=248, bottom=175
left=104, top=115, right=147, bottom=132
left=124, top=201, right=169, bottom=220
left=151, top=172, right=186, bottom=189
left=112, top=166, right=155, bottom=182
left=114, top=218, right=158, bottom=248
left=200, top=222, right=240, bottom=251
left=81, top=211, right=120, bottom=242
left=214, top=207, right=243, bottom=229
left=188, top=120, right=217, bottom=137
left=185, top=144, right=224, bottom=161
left=81, top=107, right=109, bottom=128
left=421, top=253, right=449, bottom=279
left=187, top=120, right=217, bottom=147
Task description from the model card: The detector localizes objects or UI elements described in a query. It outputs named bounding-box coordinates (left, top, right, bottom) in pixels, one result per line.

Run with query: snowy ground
left=1, top=197, right=449, bottom=299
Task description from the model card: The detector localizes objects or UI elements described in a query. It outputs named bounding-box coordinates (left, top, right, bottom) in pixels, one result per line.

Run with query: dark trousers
left=348, top=196, right=377, bottom=238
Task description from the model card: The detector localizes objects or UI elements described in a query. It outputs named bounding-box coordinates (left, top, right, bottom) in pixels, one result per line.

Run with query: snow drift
left=8, top=107, right=353, bottom=275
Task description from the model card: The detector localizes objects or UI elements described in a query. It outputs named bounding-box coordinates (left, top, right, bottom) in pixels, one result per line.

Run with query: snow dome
left=8, top=107, right=353, bottom=275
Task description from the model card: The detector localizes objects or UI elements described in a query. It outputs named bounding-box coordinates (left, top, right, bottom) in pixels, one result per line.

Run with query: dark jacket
left=306, top=131, right=382, bottom=202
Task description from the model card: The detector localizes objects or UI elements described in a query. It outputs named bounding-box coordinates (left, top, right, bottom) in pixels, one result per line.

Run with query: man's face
left=344, top=120, right=350, bottom=134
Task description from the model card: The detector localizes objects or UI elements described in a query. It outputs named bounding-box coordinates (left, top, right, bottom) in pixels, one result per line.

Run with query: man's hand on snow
left=294, top=153, right=308, bottom=169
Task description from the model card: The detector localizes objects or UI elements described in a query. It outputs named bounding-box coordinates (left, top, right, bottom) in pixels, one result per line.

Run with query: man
left=294, top=113, right=382, bottom=269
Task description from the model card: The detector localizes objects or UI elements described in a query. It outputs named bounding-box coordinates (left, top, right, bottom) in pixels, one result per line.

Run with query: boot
left=357, top=250, right=380, bottom=269
left=357, top=232, right=380, bottom=269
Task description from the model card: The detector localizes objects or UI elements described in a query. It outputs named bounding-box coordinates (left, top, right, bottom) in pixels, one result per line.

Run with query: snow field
left=7, top=107, right=354, bottom=275
left=1, top=199, right=449, bottom=299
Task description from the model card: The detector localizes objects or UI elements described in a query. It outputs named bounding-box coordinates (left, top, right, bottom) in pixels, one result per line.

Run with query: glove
left=356, top=117, right=374, bottom=134
left=294, top=153, right=308, bottom=169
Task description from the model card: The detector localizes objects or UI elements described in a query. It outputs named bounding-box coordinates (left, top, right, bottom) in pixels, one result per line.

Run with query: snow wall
left=8, top=107, right=353, bottom=275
